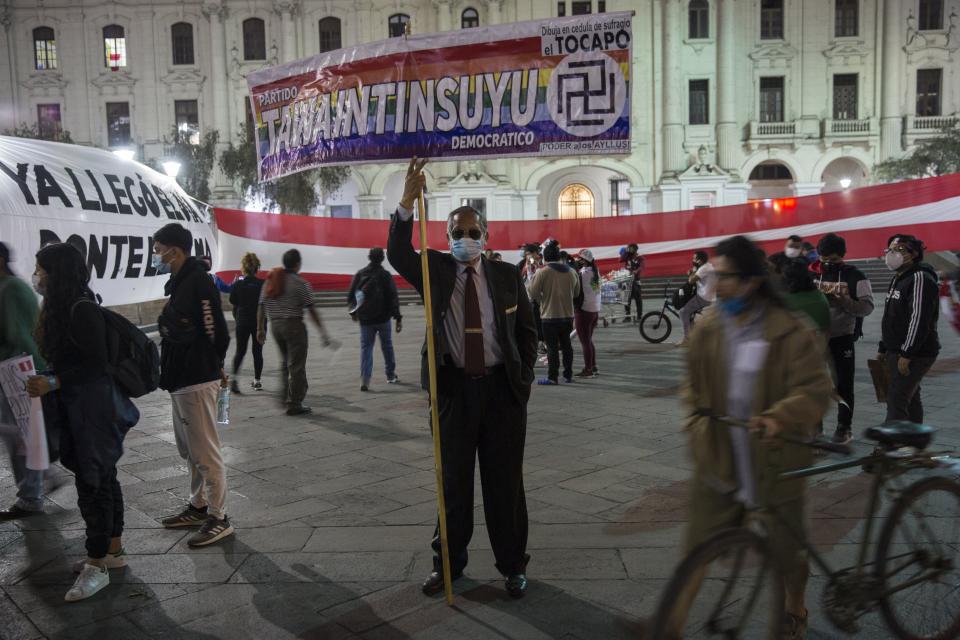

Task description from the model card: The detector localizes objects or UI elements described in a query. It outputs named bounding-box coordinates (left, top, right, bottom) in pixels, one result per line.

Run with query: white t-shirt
left=579, top=267, right=602, bottom=313
left=696, top=262, right=717, bottom=302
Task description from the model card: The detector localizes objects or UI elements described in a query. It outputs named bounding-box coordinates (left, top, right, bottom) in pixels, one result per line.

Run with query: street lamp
left=112, top=148, right=135, bottom=161
left=839, top=177, right=852, bottom=189
left=162, top=160, right=182, bottom=178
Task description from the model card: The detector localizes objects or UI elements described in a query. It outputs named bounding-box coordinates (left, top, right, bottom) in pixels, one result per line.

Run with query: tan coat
left=526, top=262, right=581, bottom=320
left=682, top=303, right=833, bottom=504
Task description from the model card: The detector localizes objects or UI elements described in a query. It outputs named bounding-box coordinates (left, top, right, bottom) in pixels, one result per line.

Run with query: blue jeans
left=0, top=423, right=44, bottom=511
left=360, top=321, right=396, bottom=383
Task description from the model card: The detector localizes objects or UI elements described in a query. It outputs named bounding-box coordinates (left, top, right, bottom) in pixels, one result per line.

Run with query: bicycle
left=639, top=284, right=702, bottom=343
left=651, top=417, right=960, bottom=640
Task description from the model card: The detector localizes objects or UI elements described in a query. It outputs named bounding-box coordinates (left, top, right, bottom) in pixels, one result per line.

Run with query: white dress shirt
left=397, top=204, right=503, bottom=368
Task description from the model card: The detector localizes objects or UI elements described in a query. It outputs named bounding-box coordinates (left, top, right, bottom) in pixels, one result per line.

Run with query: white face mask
left=449, top=237, right=484, bottom=263
left=784, top=247, right=801, bottom=259
left=31, top=274, right=45, bottom=296
left=885, top=250, right=905, bottom=271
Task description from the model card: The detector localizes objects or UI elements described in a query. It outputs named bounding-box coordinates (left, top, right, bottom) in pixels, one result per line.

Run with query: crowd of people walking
left=0, top=155, right=951, bottom=636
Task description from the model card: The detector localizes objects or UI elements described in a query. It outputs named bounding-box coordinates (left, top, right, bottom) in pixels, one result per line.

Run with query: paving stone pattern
left=0, top=308, right=958, bottom=639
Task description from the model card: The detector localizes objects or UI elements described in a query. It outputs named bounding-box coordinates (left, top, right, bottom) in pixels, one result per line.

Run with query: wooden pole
left=417, top=190, right=454, bottom=605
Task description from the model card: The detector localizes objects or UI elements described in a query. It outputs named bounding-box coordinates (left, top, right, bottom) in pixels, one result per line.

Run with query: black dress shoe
left=505, top=574, right=527, bottom=598
left=0, top=505, right=43, bottom=521
left=285, top=405, right=312, bottom=416
left=421, top=570, right=463, bottom=595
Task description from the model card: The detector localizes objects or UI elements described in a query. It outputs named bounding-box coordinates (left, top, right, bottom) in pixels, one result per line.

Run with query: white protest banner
left=0, top=136, right=216, bottom=306
left=246, top=12, right=633, bottom=180
left=0, top=355, right=48, bottom=471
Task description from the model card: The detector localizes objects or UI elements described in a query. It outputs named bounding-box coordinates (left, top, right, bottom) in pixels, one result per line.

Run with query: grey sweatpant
left=171, top=381, right=227, bottom=518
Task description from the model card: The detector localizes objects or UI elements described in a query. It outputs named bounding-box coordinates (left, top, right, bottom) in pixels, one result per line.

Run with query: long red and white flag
left=215, top=174, right=960, bottom=289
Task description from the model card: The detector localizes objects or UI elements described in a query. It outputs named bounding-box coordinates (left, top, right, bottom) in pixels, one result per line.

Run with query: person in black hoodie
left=153, top=224, right=234, bottom=547
left=229, top=252, right=265, bottom=393
left=878, top=234, right=940, bottom=424
left=347, top=247, right=402, bottom=391
left=26, top=243, right=139, bottom=602
left=816, top=233, right=874, bottom=444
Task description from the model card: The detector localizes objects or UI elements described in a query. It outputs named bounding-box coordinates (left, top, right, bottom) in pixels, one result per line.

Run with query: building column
left=355, top=1, right=373, bottom=44
left=204, top=2, right=232, bottom=195
left=356, top=195, right=385, bottom=218
left=628, top=187, right=651, bottom=215
left=520, top=190, right=540, bottom=219
left=487, top=0, right=502, bottom=25
left=792, top=181, right=824, bottom=198
left=434, top=0, right=452, bottom=31
left=880, top=0, right=903, bottom=159
left=276, top=2, right=299, bottom=62
left=662, top=0, right=685, bottom=175
left=716, top=0, right=738, bottom=172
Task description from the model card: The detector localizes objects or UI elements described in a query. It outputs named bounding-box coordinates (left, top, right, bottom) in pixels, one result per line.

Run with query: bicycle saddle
left=864, top=421, right=935, bottom=450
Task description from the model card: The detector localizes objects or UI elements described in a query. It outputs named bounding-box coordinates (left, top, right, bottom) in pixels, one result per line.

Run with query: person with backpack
left=878, top=234, right=940, bottom=424
left=24, top=243, right=140, bottom=602
left=153, top=223, right=234, bottom=548
left=574, top=249, right=602, bottom=378
left=815, top=233, right=874, bottom=444
left=0, top=241, right=50, bottom=520
left=527, top=241, right=581, bottom=385
left=229, top=252, right=265, bottom=393
left=347, top=247, right=402, bottom=392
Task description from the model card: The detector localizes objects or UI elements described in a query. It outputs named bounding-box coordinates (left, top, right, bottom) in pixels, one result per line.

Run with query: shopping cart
left=599, top=270, right=635, bottom=327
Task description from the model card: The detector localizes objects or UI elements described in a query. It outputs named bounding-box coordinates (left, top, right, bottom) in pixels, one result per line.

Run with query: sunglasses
left=450, top=228, right=483, bottom=241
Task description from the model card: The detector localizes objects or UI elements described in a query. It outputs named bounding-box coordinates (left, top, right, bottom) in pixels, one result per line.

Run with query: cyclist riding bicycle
left=673, top=236, right=833, bottom=640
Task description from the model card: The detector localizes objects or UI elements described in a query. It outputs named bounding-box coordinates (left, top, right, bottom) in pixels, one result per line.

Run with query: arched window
left=461, top=8, right=479, bottom=28
left=688, top=0, right=709, bottom=39
left=318, top=17, right=342, bottom=53
left=33, top=26, right=57, bottom=70
left=243, top=18, right=266, bottom=60
left=388, top=13, right=410, bottom=38
left=103, top=24, right=127, bottom=69
left=171, top=22, right=195, bottom=65
left=558, top=184, right=595, bottom=219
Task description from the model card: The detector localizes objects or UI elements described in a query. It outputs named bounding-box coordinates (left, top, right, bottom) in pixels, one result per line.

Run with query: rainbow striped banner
left=246, top=12, right=632, bottom=181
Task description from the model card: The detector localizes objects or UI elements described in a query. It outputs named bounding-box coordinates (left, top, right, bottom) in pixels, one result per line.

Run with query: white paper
left=0, top=356, right=49, bottom=471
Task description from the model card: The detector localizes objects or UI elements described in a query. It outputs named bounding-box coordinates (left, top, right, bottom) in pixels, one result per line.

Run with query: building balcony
left=902, top=114, right=959, bottom=148
left=822, top=117, right=877, bottom=142
left=747, top=119, right=815, bottom=150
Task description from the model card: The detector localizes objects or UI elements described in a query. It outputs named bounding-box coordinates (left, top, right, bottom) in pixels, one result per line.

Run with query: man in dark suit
left=387, top=158, right=538, bottom=599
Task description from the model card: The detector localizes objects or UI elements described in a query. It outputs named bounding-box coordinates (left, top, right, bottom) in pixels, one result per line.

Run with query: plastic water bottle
left=216, top=387, right=230, bottom=426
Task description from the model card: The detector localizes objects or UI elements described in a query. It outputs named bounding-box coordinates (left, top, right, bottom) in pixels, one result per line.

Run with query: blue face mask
left=152, top=252, right=171, bottom=275
left=718, top=295, right=749, bottom=316
left=449, top=238, right=484, bottom=263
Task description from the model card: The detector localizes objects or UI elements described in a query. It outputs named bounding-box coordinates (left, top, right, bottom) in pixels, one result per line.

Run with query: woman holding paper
left=0, top=241, right=47, bottom=519
left=25, top=243, right=139, bottom=603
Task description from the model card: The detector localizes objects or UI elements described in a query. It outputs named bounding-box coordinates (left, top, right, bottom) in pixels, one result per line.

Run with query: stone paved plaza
left=1, top=307, right=958, bottom=640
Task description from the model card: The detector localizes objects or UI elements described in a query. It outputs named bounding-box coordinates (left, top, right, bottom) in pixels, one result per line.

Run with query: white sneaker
left=73, top=548, right=127, bottom=573
left=65, top=564, right=109, bottom=602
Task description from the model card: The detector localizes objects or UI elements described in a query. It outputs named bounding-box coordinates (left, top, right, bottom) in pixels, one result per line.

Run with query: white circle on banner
left=547, top=50, right=626, bottom=137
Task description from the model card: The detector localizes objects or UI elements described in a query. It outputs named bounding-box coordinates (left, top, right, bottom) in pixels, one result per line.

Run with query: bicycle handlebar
left=697, top=413, right=853, bottom=457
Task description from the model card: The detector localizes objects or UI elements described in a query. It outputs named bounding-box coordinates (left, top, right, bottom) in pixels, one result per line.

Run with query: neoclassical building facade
left=1, top=0, right=958, bottom=220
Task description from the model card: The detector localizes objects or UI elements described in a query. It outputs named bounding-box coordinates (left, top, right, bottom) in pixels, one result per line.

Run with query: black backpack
left=72, top=300, right=161, bottom=398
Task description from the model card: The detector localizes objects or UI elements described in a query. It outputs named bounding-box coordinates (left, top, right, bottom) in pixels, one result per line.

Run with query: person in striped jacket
left=878, top=234, right=940, bottom=424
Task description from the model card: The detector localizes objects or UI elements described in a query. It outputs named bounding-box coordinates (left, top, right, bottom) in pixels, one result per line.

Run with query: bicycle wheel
left=650, top=528, right=785, bottom=640
left=640, top=311, right=672, bottom=343
left=876, top=476, right=960, bottom=640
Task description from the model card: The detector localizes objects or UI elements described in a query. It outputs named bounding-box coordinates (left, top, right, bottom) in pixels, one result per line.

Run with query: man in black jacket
left=153, top=223, right=234, bottom=547
left=816, top=233, right=874, bottom=443
left=348, top=247, right=403, bottom=391
left=387, top=158, right=538, bottom=599
left=878, top=234, right=940, bottom=424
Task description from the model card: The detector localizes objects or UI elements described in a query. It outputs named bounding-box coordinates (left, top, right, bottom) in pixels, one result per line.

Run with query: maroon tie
left=463, top=266, right=485, bottom=376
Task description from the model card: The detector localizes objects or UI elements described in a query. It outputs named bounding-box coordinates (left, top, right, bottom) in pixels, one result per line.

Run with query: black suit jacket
left=387, top=212, right=538, bottom=403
